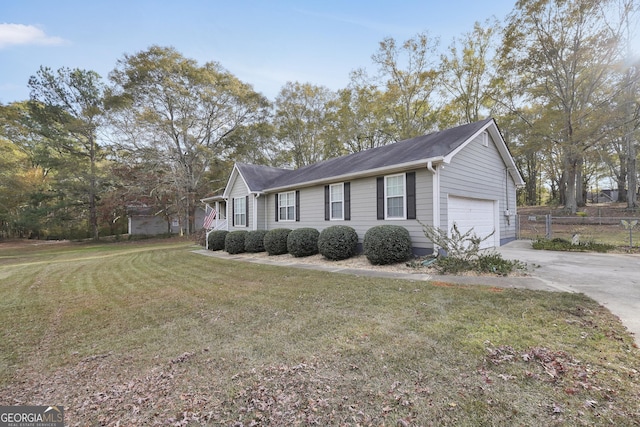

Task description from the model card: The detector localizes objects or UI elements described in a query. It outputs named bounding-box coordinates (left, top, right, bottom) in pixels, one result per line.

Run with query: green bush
left=474, top=252, right=525, bottom=276
left=532, top=238, right=614, bottom=253
left=318, top=225, right=359, bottom=260
left=225, top=230, right=248, bottom=254
left=432, top=251, right=525, bottom=276
left=433, top=256, right=474, bottom=274
left=208, top=230, right=228, bottom=251
left=287, top=227, right=320, bottom=257
left=264, top=228, right=292, bottom=255
left=363, top=225, right=412, bottom=265
left=245, top=230, right=268, bottom=253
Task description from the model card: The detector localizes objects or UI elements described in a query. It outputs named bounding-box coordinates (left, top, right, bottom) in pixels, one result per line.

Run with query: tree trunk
left=563, top=155, right=579, bottom=214
left=628, top=142, right=638, bottom=208
left=525, top=154, right=538, bottom=205
left=617, top=174, right=628, bottom=203
left=90, top=137, right=99, bottom=240
left=576, top=157, right=585, bottom=208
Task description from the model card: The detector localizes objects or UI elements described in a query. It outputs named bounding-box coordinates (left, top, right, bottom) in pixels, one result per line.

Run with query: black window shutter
left=274, top=194, right=278, bottom=222
left=376, top=177, right=384, bottom=220
left=344, top=182, right=351, bottom=220
left=406, top=172, right=416, bottom=219
left=245, top=195, right=249, bottom=226
left=324, top=185, right=330, bottom=221
left=295, top=190, right=300, bottom=222
left=231, top=198, right=235, bottom=226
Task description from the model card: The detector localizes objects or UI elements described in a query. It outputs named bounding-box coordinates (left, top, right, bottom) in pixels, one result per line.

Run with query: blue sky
left=0, top=0, right=519, bottom=103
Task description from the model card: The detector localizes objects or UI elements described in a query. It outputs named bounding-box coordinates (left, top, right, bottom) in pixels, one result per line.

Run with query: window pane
left=386, top=175, right=403, bottom=197
left=387, top=196, right=404, bottom=218
left=330, top=184, right=342, bottom=200
left=331, top=201, right=343, bottom=219
left=287, top=206, right=295, bottom=220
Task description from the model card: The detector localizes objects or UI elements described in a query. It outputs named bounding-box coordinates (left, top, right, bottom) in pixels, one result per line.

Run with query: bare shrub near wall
left=419, top=221, right=493, bottom=262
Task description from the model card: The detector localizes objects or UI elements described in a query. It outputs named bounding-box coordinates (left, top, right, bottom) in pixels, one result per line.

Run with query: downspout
left=253, top=193, right=261, bottom=231
left=427, top=160, right=441, bottom=254
left=427, top=161, right=440, bottom=230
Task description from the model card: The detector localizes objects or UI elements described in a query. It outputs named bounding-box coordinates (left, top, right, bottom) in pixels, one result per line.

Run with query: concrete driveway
left=496, top=240, right=640, bottom=342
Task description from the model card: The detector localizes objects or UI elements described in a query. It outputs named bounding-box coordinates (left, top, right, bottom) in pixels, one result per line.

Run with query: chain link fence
left=517, top=214, right=640, bottom=247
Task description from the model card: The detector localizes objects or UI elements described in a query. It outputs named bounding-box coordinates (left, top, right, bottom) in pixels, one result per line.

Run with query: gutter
left=264, top=156, right=446, bottom=193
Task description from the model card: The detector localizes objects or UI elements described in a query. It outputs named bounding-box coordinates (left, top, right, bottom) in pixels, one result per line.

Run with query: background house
left=220, top=118, right=524, bottom=255
left=127, top=206, right=206, bottom=235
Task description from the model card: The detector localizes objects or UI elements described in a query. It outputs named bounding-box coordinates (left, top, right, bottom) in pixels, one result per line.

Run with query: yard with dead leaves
left=1, top=239, right=639, bottom=425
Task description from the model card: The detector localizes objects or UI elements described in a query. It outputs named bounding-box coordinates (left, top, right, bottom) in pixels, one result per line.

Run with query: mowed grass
left=0, top=239, right=639, bottom=426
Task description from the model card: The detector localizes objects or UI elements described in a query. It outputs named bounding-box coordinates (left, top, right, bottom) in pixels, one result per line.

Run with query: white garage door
left=448, top=196, right=498, bottom=249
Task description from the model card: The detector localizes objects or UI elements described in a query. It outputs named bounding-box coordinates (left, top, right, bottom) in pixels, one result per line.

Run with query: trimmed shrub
left=264, top=228, right=292, bottom=255
left=207, top=230, right=228, bottom=251
left=225, top=230, right=248, bottom=254
left=363, top=225, right=412, bottom=265
left=318, top=225, right=359, bottom=260
left=287, top=227, right=320, bottom=257
left=245, top=230, right=268, bottom=253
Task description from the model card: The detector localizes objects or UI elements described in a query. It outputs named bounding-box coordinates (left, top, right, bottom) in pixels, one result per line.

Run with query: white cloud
left=0, top=23, right=66, bottom=48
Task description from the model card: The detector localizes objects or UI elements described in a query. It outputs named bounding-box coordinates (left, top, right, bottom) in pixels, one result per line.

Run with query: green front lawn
left=0, top=239, right=638, bottom=425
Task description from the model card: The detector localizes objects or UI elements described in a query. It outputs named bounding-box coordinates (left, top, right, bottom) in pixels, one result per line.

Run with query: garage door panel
left=448, top=196, right=497, bottom=249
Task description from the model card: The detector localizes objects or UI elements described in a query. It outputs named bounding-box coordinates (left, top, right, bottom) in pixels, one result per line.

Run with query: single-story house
left=221, top=118, right=525, bottom=255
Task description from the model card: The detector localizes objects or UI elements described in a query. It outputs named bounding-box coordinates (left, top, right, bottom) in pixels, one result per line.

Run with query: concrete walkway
left=196, top=242, right=640, bottom=343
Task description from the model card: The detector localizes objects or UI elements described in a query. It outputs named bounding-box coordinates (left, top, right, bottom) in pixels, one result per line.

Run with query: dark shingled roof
left=237, top=118, right=493, bottom=192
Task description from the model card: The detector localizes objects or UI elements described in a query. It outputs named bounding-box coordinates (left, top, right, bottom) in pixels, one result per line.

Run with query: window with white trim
left=330, top=183, right=343, bottom=220
left=385, top=174, right=405, bottom=219
left=233, top=197, right=246, bottom=226
left=278, top=191, right=296, bottom=221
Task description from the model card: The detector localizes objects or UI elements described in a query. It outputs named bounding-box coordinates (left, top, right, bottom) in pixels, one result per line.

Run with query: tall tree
left=328, top=70, right=396, bottom=153
left=618, top=0, right=640, bottom=208
left=371, top=32, right=441, bottom=140
left=108, top=46, right=269, bottom=233
left=28, top=67, right=106, bottom=239
left=440, top=20, right=498, bottom=125
left=501, top=0, right=628, bottom=213
left=274, top=81, right=337, bottom=168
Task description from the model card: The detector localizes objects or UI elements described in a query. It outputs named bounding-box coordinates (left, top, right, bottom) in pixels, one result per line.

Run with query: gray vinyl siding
left=254, top=195, right=267, bottom=230
left=439, top=132, right=517, bottom=242
left=264, top=168, right=434, bottom=251
left=228, top=178, right=251, bottom=231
